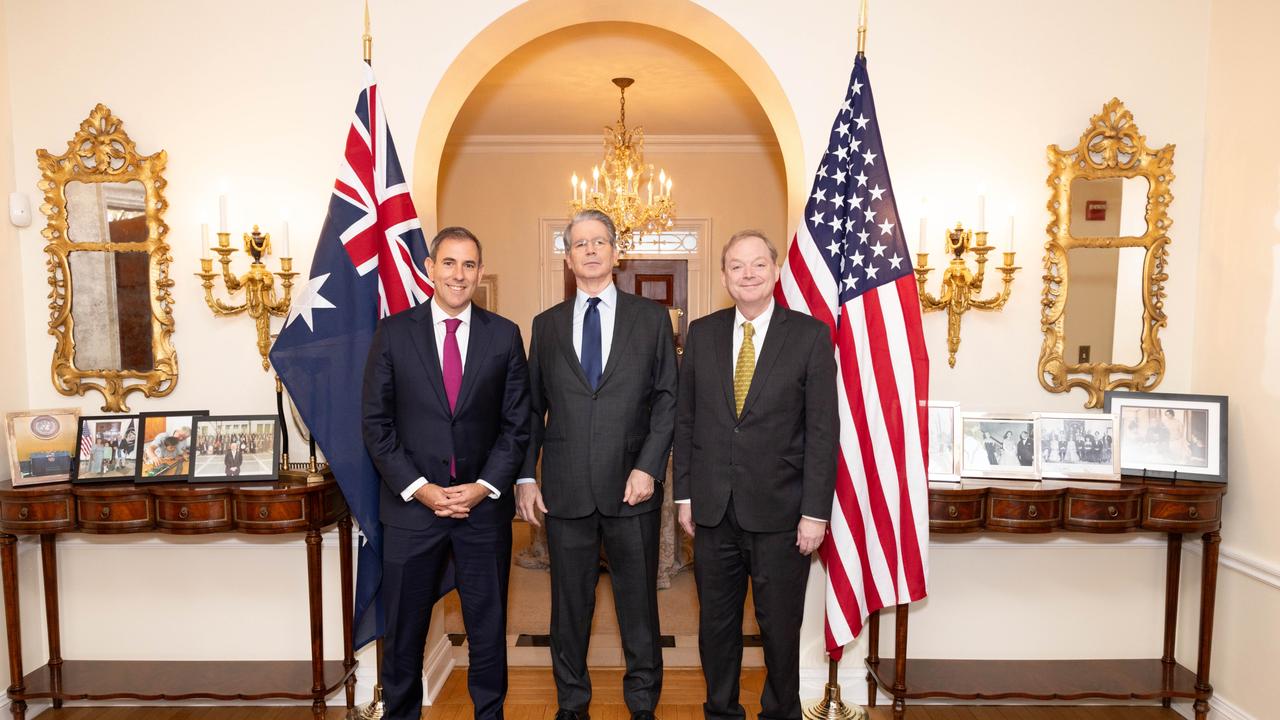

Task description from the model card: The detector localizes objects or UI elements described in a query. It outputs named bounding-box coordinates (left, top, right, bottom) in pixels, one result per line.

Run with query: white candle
left=280, top=221, right=291, bottom=258
left=918, top=215, right=927, bottom=254
left=666, top=177, right=672, bottom=199
left=571, top=174, right=579, bottom=202
left=1008, top=214, right=1016, bottom=254
left=580, top=180, right=587, bottom=202
left=218, top=195, right=228, bottom=233
left=976, top=192, right=986, bottom=233
left=592, top=166, right=599, bottom=193
left=201, top=223, right=210, bottom=259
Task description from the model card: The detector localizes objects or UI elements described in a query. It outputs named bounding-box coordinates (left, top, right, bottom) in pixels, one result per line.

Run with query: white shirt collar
left=576, top=282, right=617, bottom=309
left=734, top=299, right=775, bottom=332
left=432, top=297, right=472, bottom=326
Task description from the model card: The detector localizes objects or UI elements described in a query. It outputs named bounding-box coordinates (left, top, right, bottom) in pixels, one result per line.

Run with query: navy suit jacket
left=362, top=301, right=531, bottom=530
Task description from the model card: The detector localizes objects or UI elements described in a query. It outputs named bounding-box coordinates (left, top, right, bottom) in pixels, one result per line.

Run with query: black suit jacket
left=362, top=301, right=531, bottom=530
left=673, top=305, right=837, bottom=533
left=521, top=289, right=678, bottom=519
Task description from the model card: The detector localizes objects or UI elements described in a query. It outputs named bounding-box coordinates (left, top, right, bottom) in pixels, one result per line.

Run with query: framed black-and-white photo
left=1104, top=391, right=1227, bottom=483
left=190, top=415, right=281, bottom=483
left=73, top=415, right=139, bottom=483
left=1035, top=412, right=1120, bottom=481
left=135, top=410, right=208, bottom=483
left=959, top=413, right=1038, bottom=479
left=926, top=401, right=961, bottom=482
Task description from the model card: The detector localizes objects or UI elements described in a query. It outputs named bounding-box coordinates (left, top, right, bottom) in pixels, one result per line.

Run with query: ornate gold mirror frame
left=1039, top=99, right=1175, bottom=408
left=37, top=104, right=177, bottom=412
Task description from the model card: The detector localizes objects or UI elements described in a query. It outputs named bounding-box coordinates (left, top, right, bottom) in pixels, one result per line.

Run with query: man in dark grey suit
left=674, top=230, right=837, bottom=720
left=516, top=209, right=678, bottom=720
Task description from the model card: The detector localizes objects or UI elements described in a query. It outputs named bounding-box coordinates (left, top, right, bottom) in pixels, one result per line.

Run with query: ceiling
left=447, top=22, right=775, bottom=138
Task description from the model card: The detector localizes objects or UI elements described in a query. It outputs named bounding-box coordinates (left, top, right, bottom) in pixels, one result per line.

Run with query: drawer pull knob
left=1028, top=505, right=1040, bottom=519
left=99, top=506, right=111, bottom=519
left=17, top=506, right=29, bottom=520
left=1107, top=505, right=1118, bottom=518
left=947, top=505, right=958, bottom=518
left=1188, top=506, right=1199, bottom=519
left=258, top=506, right=270, bottom=519
left=178, top=506, right=190, bottom=520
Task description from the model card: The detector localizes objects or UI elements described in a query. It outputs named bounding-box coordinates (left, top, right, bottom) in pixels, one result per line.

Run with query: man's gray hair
left=721, top=229, right=779, bottom=269
left=564, top=209, right=617, bottom=247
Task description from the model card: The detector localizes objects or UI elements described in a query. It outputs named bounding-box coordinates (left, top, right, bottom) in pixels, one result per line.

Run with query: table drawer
left=156, top=497, right=233, bottom=532
left=1144, top=496, right=1222, bottom=532
left=987, top=492, right=1064, bottom=532
left=1064, top=496, right=1142, bottom=532
left=236, top=497, right=309, bottom=532
left=0, top=497, right=75, bottom=532
left=77, top=497, right=153, bottom=532
left=929, top=497, right=985, bottom=531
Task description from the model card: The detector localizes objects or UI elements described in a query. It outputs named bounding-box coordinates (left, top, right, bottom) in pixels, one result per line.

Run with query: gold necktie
left=734, top=321, right=756, bottom=417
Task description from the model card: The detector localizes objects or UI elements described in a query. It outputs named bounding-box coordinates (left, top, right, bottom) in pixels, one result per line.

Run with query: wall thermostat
left=8, top=192, right=31, bottom=228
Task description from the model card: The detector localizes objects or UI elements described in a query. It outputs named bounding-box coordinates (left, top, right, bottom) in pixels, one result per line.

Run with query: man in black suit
left=674, top=230, right=837, bottom=720
left=516, top=209, right=677, bottom=720
left=363, top=227, right=530, bottom=720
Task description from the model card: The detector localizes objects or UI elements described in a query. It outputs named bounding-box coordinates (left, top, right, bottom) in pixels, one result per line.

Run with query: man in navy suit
left=363, top=226, right=531, bottom=720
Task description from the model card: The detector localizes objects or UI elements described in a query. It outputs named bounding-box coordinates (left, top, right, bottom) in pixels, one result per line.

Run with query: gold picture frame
left=474, top=274, right=498, bottom=312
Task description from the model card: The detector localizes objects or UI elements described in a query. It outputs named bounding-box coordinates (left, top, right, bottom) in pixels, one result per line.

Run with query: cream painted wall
left=1181, top=0, right=1280, bottom=716
left=0, top=0, right=1243, bottom=712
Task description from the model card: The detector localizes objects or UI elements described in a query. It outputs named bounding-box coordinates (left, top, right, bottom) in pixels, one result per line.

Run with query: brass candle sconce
left=195, top=225, right=297, bottom=370
left=915, top=223, right=1020, bottom=367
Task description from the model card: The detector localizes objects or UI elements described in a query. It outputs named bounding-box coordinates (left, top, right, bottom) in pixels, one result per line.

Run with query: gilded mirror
left=1040, top=99, right=1174, bottom=408
left=37, top=105, right=177, bottom=412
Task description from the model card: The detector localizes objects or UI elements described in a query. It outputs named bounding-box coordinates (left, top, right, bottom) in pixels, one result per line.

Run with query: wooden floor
left=33, top=668, right=1185, bottom=720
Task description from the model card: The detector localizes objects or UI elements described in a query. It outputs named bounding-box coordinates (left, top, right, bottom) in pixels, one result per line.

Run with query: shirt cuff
left=476, top=479, right=501, bottom=499
left=802, top=515, right=828, bottom=522
left=674, top=499, right=690, bottom=504
left=402, top=477, right=429, bottom=502
left=515, top=477, right=537, bottom=485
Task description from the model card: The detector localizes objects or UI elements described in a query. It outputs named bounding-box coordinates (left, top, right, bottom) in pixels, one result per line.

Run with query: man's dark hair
left=429, top=226, right=483, bottom=264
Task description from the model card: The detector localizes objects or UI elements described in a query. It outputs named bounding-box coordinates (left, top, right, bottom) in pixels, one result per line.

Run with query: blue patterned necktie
left=581, top=296, right=602, bottom=390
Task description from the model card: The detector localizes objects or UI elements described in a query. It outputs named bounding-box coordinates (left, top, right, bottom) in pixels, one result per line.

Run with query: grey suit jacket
left=521, top=289, right=678, bottom=519
left=673, top=305, right=837, bottom=533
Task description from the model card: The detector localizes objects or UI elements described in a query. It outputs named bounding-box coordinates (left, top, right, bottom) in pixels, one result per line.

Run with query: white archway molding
left=413, top=0, right=807, bottom=238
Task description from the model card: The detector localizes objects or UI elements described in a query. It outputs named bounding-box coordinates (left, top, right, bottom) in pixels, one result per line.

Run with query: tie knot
left=742, top=321, right=755, bottom=338
left=444, top=318, right=462, bottom=334
left=586, top=297, right=602, bottom=310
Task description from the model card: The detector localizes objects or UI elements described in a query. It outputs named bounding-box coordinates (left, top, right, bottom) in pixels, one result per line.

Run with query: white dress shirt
left=516, top=283, right=618, bottom=487
left=401, top=300, right=501, bottom=502
left=676, top=300, right=824, bottom=523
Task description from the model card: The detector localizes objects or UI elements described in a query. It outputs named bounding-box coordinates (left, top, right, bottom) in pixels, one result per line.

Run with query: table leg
left=1161, top=533, right=1182, bottom=708
left=1194, top=531, right=1219, bottom=720
left=1, top=534, right=26, bottom=720
left=40, top=535, right=62, bottom=709
left=306, top=528, right=325, bottom=720
left=893, top=604, right=908, bottom=720
left=865, top=608, right=879, bottom=707
left=339, top=514, right=356, bottom=708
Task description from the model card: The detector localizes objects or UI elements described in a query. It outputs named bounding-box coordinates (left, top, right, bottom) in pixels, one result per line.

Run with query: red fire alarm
left=1085, top=200, right=1107, bottom=221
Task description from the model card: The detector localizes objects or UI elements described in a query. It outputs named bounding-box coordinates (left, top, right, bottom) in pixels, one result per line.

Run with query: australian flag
left=270, top=64, right=433, bottom=649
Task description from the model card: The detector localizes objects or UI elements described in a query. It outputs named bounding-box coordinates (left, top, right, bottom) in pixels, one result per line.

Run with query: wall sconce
left=195, top=204, right=296, bottom=370
left=915, top=222, right=1019, bottom=367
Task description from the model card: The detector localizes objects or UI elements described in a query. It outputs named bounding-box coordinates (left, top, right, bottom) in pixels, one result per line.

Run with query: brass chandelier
left=569, top=77, right=675, bottom=254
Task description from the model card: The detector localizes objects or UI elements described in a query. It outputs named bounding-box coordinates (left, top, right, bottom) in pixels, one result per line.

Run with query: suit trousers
left=545, top=509, right=663, bottom=712
left=382, top=519, right=512, bottom=720
left=694, top=499, right=810, bottom=720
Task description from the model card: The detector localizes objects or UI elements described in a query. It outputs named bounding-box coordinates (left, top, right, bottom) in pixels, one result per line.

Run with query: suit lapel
left=713, top=310, right=737, bottom=419
left=410, top=302, right=450, bottom=412
left=597, top=290, right=638, bottom=390
left=553, top=299, right=592, bottom=391
left=739, top=306, right=790, bottom=420
left=452, top=306, right=494, bottom=414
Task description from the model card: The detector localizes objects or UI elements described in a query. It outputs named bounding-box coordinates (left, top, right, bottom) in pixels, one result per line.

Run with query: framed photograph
left=5, top=408, right=80, bottom=487
left=191, top=415, right=281, bottom=483
left=926, top=401, right=961, bottom=482
left=1035, top=413, right=1120, bottom=481
left=135, top=411, right=208, bottom=483
left=1104, top=391, right=1227, bottom=483
left=474, top=274, right=498, bottom=312
left=73, top=415, right=139, bottom=483
left=959, top=413, right=1038, bottom=479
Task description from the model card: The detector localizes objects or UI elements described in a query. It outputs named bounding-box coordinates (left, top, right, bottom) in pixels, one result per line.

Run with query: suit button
left=592, top=393, right=598, bottom=400
left=733, top=427, right=740, bottom=434
left=441, top=460, right=449, bottom=465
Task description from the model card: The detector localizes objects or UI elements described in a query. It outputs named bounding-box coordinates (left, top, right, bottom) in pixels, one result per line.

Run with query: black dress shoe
left=631, top=712, right=657, bottom=720
left=555, top=710, right=589, bottom=720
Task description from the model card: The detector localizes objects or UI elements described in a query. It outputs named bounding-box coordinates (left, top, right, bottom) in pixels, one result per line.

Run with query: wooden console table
left=0, top=478, right=356, bottom=720
left=865, top=477, right=1226, bottom=719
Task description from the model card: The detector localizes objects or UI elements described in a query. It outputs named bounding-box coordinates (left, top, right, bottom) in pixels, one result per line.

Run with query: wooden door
left=563, top=259, right=689, bottom=352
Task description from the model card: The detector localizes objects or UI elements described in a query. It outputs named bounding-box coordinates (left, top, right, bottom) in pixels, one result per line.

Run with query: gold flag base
left=348, top=638, right=386, bottom=719
left=802, top=657, right=868, bottom=720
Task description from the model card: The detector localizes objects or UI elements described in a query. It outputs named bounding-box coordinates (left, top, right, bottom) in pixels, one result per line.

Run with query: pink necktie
left=443, top=318, right=462, bottom=477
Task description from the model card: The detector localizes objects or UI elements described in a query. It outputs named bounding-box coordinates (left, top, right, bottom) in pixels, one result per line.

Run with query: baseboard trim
left=1173, top=691, right=1257, bottom=720
left=423, top=633, right=456, bottom=705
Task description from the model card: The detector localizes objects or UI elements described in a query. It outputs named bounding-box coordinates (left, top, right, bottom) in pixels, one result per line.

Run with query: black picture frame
left=72, top=415, right=140, bottom=484
left=1103, top=391, right=1228, bottom=484
left=134, top=410, right=209, bottom=484
left=190, top=414, right=281, bottom=483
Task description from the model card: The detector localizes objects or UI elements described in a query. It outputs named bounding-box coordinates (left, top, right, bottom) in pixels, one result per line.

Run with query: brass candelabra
left=915, top=223, right=1019, bottom=368
left=196, top=226, right=297, bottom=370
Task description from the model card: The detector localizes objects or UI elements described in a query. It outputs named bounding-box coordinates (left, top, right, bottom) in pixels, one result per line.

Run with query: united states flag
left=270, top=63, right=432, bottom=649
left=776, top=54, right=930, bottom=658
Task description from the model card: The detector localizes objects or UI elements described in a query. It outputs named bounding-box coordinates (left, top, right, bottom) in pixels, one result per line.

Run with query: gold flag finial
left=362, top=0, right=372, bottom=64
left=856, top=0, right=868, bottom=55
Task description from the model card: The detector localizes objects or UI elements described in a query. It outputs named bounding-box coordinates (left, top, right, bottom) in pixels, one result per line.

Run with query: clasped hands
left=678, top=504, right=826, bottom=556
left=413, top=482, right=490, bottom=518
left=515, top=469, right=655, bottom=527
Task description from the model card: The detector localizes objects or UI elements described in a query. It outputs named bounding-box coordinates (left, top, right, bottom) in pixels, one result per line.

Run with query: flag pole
left=856, top=0, right=868, bottom=55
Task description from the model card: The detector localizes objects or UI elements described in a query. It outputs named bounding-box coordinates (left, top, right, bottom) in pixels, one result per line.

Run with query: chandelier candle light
left=569, top=77, right=675, bottom=254
left=195, top=194, right=297, bottom=371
